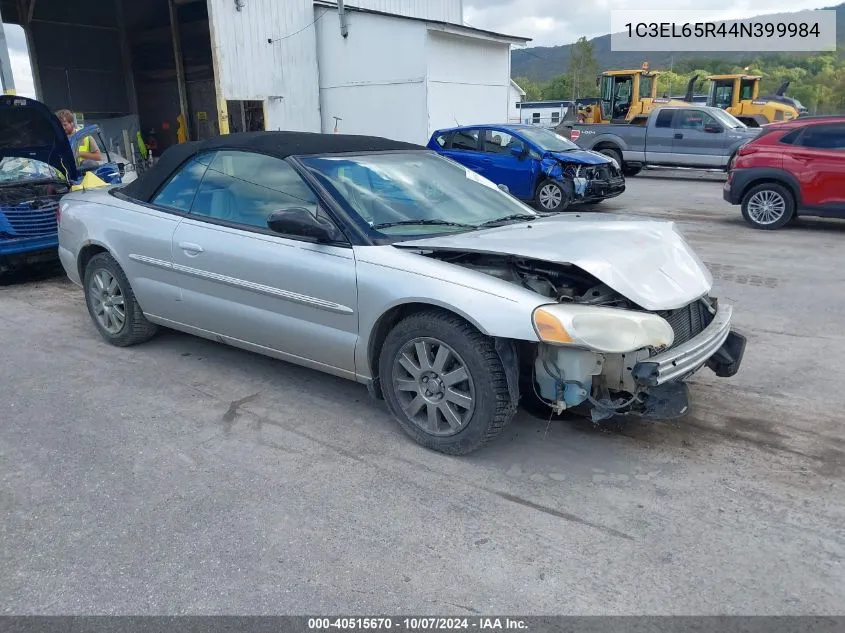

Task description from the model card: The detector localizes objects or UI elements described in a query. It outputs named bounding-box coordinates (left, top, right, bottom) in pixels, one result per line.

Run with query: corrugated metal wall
left=207, top=0, right=322, bottom=132
left=349, top=0, right=462, bottom=23
left=206, top=0, right=463, bottom=133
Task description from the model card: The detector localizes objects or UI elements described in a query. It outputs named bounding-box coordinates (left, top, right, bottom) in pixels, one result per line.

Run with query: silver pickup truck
left=559, top=105, right=761, bottom=176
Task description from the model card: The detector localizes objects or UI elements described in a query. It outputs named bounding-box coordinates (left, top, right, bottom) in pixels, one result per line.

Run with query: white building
left=515, top=100, right=575, bottom=128
left=508, top=79, right=526, bottom=123
left=3, top=0, right=528, bottom=151
left=209, top=0, right=529, bottom=144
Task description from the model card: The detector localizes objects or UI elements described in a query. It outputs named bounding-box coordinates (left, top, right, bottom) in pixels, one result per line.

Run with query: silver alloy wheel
left=392, top=337, right=476, bottom=437
left=538, top=183, right=563, bottom=210
left=88, top=269, right=126, bottom=334
left=747, top=189, right=787, bottom=225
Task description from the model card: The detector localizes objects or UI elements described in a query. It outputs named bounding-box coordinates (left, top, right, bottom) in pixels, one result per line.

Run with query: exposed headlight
left=532, top=304, right=674, bottom=354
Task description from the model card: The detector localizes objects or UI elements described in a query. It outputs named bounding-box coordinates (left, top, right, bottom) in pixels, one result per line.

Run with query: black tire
left=378, top=310, right=517, bottom=455
left=598, top=147, right=622, bottom=167
left=740, top=182, right=795, bottom=230
left=533, top=179, right=569, bottom=212
left=622, top=165, right=642, bottom=177
left=83, top=252, right=158, bottom=347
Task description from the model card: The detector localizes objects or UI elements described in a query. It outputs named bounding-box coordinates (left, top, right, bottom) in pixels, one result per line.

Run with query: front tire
left=83, top=252, right=158, bottom=346
left=622, top=165, right=642, bottom=177
left=534, top=179, right=569, bottom=212
left=740, top=183, right=795, bottom=230
left=378, top=310, right=517, bottom=455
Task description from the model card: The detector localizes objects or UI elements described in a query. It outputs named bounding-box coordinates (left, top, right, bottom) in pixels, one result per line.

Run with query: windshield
left=708, top=108, right=747, bottom=129
left=515, top=127, right=579, bottom=152
left=301, top=152, right=538, bottom=237
left=0, top=157, right=66, bottom=184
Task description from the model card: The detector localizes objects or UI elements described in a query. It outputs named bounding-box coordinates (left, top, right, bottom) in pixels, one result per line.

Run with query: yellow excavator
left=576, top=63, right=696, bottom=124
left=705, top=74, right=803, bottom=127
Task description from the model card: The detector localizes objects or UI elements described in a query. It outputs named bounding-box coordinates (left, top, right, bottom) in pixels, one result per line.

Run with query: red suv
left=723, top=116, right=845, bottom=230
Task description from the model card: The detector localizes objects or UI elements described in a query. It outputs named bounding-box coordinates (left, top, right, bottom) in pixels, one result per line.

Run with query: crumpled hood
left=0, top=95, right=78, bottom=181
left=546, top=149, right=613, bottom=165
left=395, top=213, right=713, bottom=311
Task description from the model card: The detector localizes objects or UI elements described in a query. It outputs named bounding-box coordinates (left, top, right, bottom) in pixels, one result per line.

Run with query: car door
left=440, top=128, right=485, bottom=173
left=782, top=124, right=845, bottom=212
left=477, top=128, right=535, bottom=199
left=643, top=109, right=676, bottom=163
left=669, top=109, right=725, bottom=168
left=166, top=149, right=359, bottom=377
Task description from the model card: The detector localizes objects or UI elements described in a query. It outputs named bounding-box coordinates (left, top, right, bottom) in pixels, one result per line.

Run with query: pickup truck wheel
left=598, top=148, right=622, bottom=167
left=741, top=183, right=795, bottom=230
left=379, top=310, right=516, bottom=455
left=622, top=165, right=642, bottom=177
left=535, top=180, right=569, bottom=212
left=83, top=252, right=158, bottom=347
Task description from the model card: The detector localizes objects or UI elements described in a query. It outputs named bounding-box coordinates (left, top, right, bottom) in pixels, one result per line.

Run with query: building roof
left=314, top=1, right=531, bottom=44
left=120, top=131, right=424, bottom=202
left=510, top=79, right=526, bottom=96
left=518, top=100, right=574, bottom=108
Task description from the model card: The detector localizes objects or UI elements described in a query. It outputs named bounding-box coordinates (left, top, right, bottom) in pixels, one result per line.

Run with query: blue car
left=0, top=95, right=125, bottom=273
left=427, top=124, right=625, bottom=212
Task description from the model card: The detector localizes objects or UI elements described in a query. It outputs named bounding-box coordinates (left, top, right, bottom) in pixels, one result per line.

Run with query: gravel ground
left=1, top=174, right=843, bottom=615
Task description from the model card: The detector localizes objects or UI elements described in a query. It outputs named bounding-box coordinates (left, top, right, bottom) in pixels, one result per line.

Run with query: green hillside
left=512, top=3, right=844, bottom=80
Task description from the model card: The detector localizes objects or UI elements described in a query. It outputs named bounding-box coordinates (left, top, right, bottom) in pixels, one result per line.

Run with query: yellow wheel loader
left=706, top=75, right=802, bottom=127
left=576, top=63, right=696, bottom=125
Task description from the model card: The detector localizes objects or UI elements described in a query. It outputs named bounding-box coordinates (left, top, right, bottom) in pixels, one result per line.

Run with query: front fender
left=353, top=246, right=548, bottom=380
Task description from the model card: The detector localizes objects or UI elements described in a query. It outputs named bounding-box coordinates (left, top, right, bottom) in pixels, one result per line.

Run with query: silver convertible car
left=57, top=131, right=746, bottom=455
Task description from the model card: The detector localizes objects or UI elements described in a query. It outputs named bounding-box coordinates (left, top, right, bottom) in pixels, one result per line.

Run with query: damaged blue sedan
left=427, top=124, right=625, bottom=212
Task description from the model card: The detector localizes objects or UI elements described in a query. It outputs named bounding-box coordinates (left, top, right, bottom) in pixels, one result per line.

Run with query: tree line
left=514, top=38, right=845, bottom=115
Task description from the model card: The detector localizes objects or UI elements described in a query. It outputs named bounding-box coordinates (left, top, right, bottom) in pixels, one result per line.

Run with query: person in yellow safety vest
left=55, top=109, right=103, bottom=165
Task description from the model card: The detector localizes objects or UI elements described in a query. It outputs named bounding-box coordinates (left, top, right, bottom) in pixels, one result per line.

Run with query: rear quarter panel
left=59, top=188, right=183, bottom=317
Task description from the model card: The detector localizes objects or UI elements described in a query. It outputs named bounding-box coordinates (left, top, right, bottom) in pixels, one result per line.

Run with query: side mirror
left=510, top=145, right=526, bottom=158
left=267, top=207, right=341, bottom=242
left=704, top=123, right=724, bottom=133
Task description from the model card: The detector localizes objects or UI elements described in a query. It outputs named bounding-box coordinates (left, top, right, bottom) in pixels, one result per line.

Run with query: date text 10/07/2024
left=624, top=21, right=821, bottom=38
left=307, top=618, right=529, bottom=630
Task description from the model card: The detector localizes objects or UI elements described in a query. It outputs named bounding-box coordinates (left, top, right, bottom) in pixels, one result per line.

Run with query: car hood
left=395, top=213, right=712, bottom=311
left=546, top=149, right=612, bottom=165
left=0, top=95, right=78, bottom=181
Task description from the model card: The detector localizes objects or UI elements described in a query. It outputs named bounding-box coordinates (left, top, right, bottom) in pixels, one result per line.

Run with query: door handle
left=674, top=133, right=684, bottom=139
left=178, top=242, right=204, bottom=254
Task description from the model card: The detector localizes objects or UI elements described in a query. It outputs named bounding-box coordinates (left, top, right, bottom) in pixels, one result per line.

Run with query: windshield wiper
left=477, top=213, right=537, bottom=227
left=372, top=219, right=476, bottom=230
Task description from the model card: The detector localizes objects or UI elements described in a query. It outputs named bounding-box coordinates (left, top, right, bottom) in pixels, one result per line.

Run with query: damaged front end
left=424, top=250, right=745, bottom=423
left=0, top=178, right=69, bottom=272
left=540, top=153, right=626, bottom=206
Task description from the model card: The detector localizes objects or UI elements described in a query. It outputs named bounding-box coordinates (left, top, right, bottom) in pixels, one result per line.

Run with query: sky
left=464, top=0, right=838, bottom=47
left=1, top=0, right=838, bottom=96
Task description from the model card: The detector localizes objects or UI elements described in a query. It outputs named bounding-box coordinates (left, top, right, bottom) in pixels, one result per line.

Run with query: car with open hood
left=57, top=130, right=745, bottom=455
left=427, top=124, right=625, bottom=212
left=0, top=95, right=125, bottom=272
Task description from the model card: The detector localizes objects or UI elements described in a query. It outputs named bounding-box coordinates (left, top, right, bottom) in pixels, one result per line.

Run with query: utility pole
left=0, top=8, right=17, bottom=95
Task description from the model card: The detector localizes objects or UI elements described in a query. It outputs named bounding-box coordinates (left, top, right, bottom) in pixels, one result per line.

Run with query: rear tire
left=622, top=165, right=642, bottom=177
left=378, top=310, right=517, bottom=455
left=598, top=148, right=622, bottom=167
left=83, top=252, right=158, bottom=347
left=740, top=183, right=795, bottom=230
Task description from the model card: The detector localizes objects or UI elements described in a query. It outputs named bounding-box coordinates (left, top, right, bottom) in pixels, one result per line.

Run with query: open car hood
left=395, top=213, right=713, bottom=311
left=0, top=95, right=78, bottom=181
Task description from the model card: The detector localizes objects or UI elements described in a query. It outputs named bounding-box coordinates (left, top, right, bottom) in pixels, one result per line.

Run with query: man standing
left=55, top=109, right=103, bottom=165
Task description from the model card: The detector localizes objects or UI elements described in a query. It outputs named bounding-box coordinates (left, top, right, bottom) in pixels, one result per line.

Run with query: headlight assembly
left=532, top=304, right=674, bottom=354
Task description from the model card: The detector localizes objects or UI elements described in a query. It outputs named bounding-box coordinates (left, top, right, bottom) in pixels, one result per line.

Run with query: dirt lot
left=1, top=174, right=843, bottom=615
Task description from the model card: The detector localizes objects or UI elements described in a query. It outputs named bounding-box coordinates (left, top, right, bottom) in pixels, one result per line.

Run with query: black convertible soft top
left=120, top=130, right=425, bottom=202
